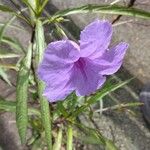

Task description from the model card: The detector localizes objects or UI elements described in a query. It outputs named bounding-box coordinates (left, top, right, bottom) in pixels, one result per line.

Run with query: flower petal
left=43, top=69, right=75, bottom=102
left=37, top=40, right=80, bottom=102
left=37, top=40, right=80, bottom=82
left=72, top=58, right=106, bottom=96
left=80, top=19, right=112, bottom=59
left=94, top=42, right=129, bottom=75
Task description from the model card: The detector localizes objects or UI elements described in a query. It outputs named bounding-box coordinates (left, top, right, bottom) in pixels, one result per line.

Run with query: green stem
left=53, top=127, right=63, bottom=150
left=67, top=126, right=73, bottom=150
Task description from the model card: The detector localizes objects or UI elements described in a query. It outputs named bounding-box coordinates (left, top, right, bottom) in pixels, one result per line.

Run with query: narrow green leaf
left=35, top=19, right=52, bottom=150
left=57, top=102, right=69, bottom=118
left=0, top=63, right=18, bottom=71
left=0, top=16, right=16, bottom=42
left=95, top=102, right=143, bottom=113
left=0, top=4, right=32, bottom=26
left=0, top=54, right=19, bottom=59
left=39, top=0, right=48, bottom=15
left=89, top=78, right=133, bottom=104
left=0, top=99, right=40, bottom=116
left=2, top=36, right=25, bottom=53
left=74, top=133, right=103, bottom=145
left=0, top=4, right=14, bottom=13
left=53, top=4, right=150, bottom=20
left=16, top=43, right=32, bottom=144
left=0, top=52, right=19, bottom=59
left=72, top=78, right=133, bottom=117
left=105, top=140, right=118, bottom=150
left=0, top=23, right=25, bottom=31
left=0, top=68, right=12, bottom=85
left=74, top=123, right=105, bottom=145
left=74, top=122, right=118, bottom=149
left=22, top=0, right=36, bottom=15
left=0, top=99, right=16, bottom=112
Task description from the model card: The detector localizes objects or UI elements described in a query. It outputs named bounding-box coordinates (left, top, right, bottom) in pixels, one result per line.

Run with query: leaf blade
left=72, top=78, right=133, bottom=117
left=52, top=4, right=150, bottom=20
left=35, top=19, right=52, bottom=150
left=16, top=43, right=32, bottom=144
left=0, top=98, right=41, bottom=116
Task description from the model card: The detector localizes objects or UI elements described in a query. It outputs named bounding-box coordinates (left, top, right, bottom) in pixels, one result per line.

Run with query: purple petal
left=94, top=42, right=129, bottom=75
left=43, top=73, right=75, bottom=102
left=80, top=19, right=112, bottom=59
left=44, top=40, right=80, bottom=63
left=72, top=58, right=106, bottom=96
left=38, top=40, right=80, bottom=82
left=37, top=40, right=80, bottom=102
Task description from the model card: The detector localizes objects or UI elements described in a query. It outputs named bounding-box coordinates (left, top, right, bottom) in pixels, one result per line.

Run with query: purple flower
left=38, top=19, right=128, bottom=102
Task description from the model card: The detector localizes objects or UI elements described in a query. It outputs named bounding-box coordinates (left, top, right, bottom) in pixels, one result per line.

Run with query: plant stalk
left=67, top=125, right=73, bottom=150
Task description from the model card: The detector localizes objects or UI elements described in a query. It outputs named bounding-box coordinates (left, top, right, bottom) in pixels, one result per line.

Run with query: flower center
left=74, top=58, right=86, bottom=69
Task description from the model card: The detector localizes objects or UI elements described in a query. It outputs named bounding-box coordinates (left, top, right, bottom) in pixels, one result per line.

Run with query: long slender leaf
left=0, top=4, right=14, bottom=13
left=22, top=0, right=37, bottom=15
left=0, top=99, right=40, bottom=116
left=0, top=53, right=19, bottom=59
left=2, top=36, right=25, bottom=53
left=89, top=78, right=133, bottom=104
left=74, top=122, right=118, bottom=149
left=52, top=4, right=150, bottom=20
left=39, top=0, right=48, bottom=15
left=0, top=68, right=12, bottom=85
left=35, top=19, right=52, bottom=150
left=16, top=43, right=32, bottom=144
left=0, top=5, right=31, bottom=26
left=105, top=140, right=118, bottom=150
left=0, top=99, right=16, bottom=112
left=0, top=16, right=16, bottom=42
left=0, top=23, right=25, bottom=31
left=0, top=63, right=18, bottom=71
left=72, top=78, right=133, bottom=117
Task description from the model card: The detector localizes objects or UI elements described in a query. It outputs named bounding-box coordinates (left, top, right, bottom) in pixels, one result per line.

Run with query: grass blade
left=16, top=43, right=32, bottom=144
left=53, top=4, right=150, bottom=20
left=35, top=19, right=52, bottom=150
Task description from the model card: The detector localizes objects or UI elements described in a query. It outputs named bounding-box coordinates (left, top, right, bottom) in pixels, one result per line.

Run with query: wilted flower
left=38, top=19, right=128, bottom=102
